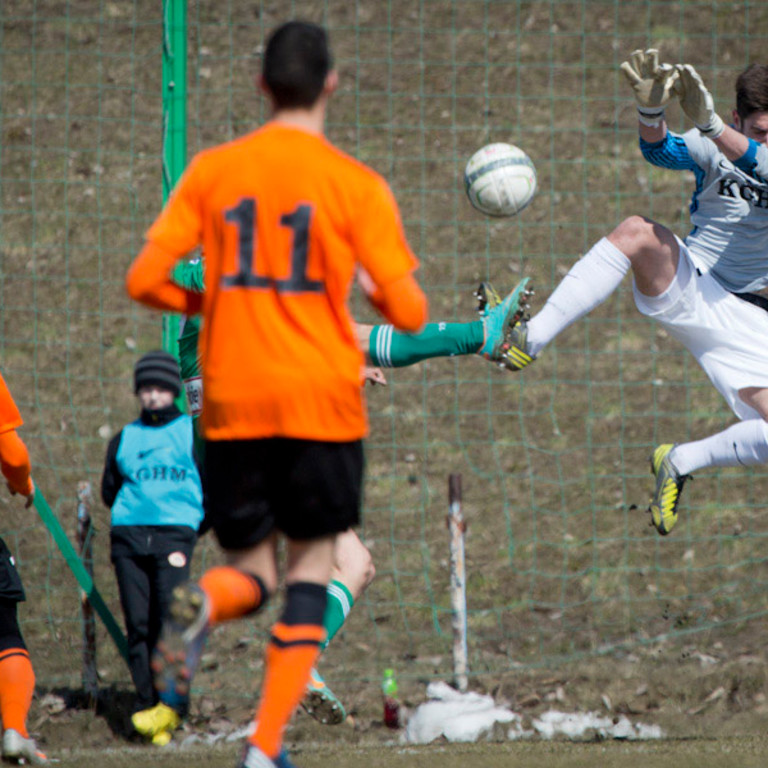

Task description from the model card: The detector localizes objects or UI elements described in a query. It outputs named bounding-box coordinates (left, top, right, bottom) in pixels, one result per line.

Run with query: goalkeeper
left=492, top=51, right=768, bottom=536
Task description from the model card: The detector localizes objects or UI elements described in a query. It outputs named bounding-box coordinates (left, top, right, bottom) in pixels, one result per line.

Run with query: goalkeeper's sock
left=250, top=583, right=326, bottom=759
left=0, top=648, right=34, bottom=737
left=369, top=321, right=484, bottom=368
left=199, top=566, right=268, bottom=624
left=321, top=579, right=354, bottom=650
left=670, top=419, right=768, bottom=476
left=526, top=237, right=630, bottom=357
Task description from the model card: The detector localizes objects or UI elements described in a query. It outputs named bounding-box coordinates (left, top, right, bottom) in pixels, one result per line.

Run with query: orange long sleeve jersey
left=0, top=373, right=33, bottom=496
left=127, top=123, right=426, bottom=442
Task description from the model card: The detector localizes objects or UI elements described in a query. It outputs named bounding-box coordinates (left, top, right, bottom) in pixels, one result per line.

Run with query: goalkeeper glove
left=673, top=64, right=725, bottom=139
left=620, top=48, right=678, bottom=127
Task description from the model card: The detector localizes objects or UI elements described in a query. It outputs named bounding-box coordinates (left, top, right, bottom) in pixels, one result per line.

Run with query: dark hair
left=134, top=350, right=181, bottom=398
left=262, top=21, right=332, bottom=109
left=735, top=64, right=768, bottom=121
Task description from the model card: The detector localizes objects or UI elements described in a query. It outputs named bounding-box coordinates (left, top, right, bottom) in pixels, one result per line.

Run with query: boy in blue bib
left=101, top=351, right=204, bottom=736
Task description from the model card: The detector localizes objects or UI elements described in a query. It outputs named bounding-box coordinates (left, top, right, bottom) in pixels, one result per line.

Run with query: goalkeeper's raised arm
left=674, top=62, right=768, bottom=173
left=620, top=48, right=678, bottom=143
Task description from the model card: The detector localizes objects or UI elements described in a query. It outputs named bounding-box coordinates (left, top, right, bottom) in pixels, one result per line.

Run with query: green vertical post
left=161, top=0, right=187, bottom=358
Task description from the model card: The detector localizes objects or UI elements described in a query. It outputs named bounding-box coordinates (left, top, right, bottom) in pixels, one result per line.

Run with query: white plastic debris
left=405, top=681, right=526, bottom=743
left=532, top=709, right=662, bottom=741
left=404, top=682, right=663, bottom=744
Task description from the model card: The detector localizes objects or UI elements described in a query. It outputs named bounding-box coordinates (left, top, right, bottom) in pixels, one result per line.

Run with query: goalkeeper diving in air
left=486, top=50, right=768, bottom=536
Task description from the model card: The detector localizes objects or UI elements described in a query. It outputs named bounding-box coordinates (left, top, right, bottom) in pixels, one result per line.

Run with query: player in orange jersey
left=126, top=20, right=428, bottom=768
left=0, top=373, right=47, bottom=765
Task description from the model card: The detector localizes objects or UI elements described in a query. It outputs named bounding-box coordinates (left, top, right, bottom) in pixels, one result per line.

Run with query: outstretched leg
left=501, top=216, right=676, bottom=369
left=360, top=279, right=531, bottom=370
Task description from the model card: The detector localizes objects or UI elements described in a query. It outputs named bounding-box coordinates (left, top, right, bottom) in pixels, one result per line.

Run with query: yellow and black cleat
left=476, top=279, right=534, bottom=371
left=648, top=444, right=690, bottom=535
left=502, top=321, right=535, bottom=372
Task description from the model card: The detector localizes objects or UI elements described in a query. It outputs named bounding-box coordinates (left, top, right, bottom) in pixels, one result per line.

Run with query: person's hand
left=673, top=64, right=725, bottom=139
left=620, top=48, right=678, bottom=125
left=8, top=478, right=35, bottom=509
left=363, top=366, right=387, bottom=386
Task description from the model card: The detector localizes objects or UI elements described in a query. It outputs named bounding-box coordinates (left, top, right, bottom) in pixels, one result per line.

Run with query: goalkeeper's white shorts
left=632, top=235, right=768, bottom=422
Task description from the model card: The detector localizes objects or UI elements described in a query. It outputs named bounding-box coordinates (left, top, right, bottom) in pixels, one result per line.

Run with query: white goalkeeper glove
left=673, top=64, right=725, bottom=139
left=620, top=48, right=679, bottom=127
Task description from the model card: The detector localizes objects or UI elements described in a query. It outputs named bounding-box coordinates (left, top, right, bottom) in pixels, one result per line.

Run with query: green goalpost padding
left=161, top=0, right=187, bottom=364
left=33, top=490, right=128, bottom=661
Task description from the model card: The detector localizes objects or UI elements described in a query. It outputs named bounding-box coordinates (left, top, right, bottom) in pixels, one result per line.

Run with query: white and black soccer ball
left=464, top=142, right=537, bottom=217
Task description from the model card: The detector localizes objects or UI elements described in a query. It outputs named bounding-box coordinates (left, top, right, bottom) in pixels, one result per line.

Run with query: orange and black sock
left=250, top=582, right=327, bottom=758
left=0, top=648, right=34, bottom=737
left=199, top=566, right=269, bottom=625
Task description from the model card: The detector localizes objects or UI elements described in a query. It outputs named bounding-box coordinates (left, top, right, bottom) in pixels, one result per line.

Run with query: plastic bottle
left=381, top=668, right=401, bottom=728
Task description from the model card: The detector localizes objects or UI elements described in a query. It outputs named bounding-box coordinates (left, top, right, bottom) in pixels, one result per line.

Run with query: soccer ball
left=464, top=142, right=537, bottom=217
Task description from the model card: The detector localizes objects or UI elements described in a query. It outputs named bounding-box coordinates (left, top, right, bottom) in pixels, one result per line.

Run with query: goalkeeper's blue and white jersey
left=641, top=129, right=768, bottom=294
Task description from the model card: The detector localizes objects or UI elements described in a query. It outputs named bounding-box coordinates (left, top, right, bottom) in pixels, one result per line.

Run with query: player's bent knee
left=611, top=215, right=670, bottom=255
left=612, top=215, right=651, bottom=241
left=331, top=530, right=376, bottom=596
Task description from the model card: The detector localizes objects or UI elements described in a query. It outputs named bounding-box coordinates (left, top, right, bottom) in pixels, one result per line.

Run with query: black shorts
left=204, top=437, right=364, bottom=551
left=0, top=538, right=25, bottom=603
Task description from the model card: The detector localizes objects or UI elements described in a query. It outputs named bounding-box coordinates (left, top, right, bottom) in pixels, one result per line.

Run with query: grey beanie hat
left=134, top=350, right=181, bottom=397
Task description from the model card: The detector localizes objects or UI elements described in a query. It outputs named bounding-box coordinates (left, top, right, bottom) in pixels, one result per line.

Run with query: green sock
left=322, top=580, right=354, bottom=649
left=368, top=321, right=484, bottom=368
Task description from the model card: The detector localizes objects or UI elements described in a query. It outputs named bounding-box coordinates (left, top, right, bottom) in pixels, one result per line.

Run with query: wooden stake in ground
left=447, top=473, right=468, bottom=692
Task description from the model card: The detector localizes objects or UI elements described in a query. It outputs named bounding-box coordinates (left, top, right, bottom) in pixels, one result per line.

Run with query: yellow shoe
left=648, top=444, right=690, bottom=536
left=151, top=730, right=173, bottom=747
left=131, top=702, right=181, bottom=743
left=502, top=319, right=534, bottom=371
left=476, top=279, right=534, bottom=370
